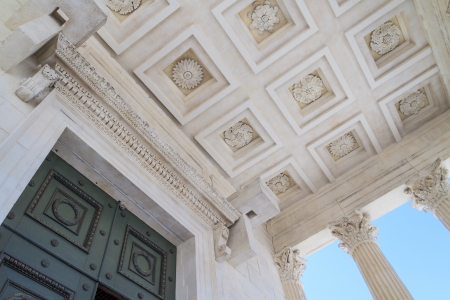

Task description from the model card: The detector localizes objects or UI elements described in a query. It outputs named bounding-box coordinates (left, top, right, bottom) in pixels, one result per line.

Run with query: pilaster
left=274, top=246, right=307, bottom=300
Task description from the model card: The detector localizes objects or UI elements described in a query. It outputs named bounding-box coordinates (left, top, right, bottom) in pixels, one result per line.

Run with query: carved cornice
left=405, top=158, right=450, bottom=214
left=328, top=210, right=378, bottom=255
left=54, top=64, right=227, bottom=227
left=54, top=33, right=239, bottom=225
left=274, top=246, right=306, bottom=282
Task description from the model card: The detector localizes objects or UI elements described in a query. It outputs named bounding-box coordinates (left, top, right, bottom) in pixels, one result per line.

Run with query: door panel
left=3, top=152, right=118, bottom=278
left=99, top=206, right=177, bottom=300
left=0, top=229, right=96, bottom=300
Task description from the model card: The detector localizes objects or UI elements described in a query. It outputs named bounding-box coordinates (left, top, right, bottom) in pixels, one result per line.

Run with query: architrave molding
left=54, top=33, right=239, bottom=226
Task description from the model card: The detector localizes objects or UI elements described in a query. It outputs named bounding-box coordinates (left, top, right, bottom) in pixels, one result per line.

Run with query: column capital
left=405, top=158, right=450, bottom=214
left=328, top=210, right=378, bottom=254
left=274, top=246, right=307, bottom=282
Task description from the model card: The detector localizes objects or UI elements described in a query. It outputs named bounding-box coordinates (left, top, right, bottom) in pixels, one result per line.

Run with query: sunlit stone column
left=405, top=158, right=450, bottom=231
left=274, top=246, right=307, bottom=300
left=329, top=211, right=413, bottom=300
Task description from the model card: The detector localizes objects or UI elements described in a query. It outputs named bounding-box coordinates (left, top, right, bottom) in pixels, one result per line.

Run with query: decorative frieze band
left=54, top=64, right=226, bottom=227
left=54, top=33, right=239, bottom=225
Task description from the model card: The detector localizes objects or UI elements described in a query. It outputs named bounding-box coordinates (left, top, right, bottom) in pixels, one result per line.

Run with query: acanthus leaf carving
left=213, top=222, right=231, bottom=263
left=274, top=246, right=306, bottom=282
left=54, top=33, right=240, bottom=225
left=405, top=158, right=450, bottom=214
left=15, top=64, right=59, bottom=102
left=328, top=210, right=378, bottom=255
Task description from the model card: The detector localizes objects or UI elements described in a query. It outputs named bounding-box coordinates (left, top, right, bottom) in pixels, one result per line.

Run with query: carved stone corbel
left=213, top=222, right=231, bottom=263
left=15, top=64, right=59, bottom=102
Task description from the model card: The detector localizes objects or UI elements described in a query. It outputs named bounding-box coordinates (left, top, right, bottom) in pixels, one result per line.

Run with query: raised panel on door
left=99, top=206, right=177, bottom=300
left=0, top=228, right=96, bottom=300
left=2, top=151, right=118, bottom=278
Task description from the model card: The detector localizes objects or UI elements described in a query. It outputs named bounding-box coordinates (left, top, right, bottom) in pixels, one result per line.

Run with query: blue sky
left=302, top=201, right=450, bottom=300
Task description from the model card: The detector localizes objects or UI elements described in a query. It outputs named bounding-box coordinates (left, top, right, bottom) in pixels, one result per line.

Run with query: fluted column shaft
left=274, top=247, right=308, bottom=300
left=329, top=211, right=413, bottom=300
left=283, top=281, right=307, bottom=300
left=351, top=241, right=413, bottom=300
left=434, top=197, right=450, bottom=231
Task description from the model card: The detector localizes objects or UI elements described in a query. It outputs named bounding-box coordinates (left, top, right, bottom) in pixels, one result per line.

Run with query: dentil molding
left=54, top=33, right=239, bottom=226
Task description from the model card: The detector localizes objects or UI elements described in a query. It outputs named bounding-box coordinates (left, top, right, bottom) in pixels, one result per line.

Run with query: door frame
left=0, top=91, right=219, bottom=299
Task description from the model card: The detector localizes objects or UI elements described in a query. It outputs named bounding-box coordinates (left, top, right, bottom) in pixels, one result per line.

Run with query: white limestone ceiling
left=98, top=0, right=449, bottom=244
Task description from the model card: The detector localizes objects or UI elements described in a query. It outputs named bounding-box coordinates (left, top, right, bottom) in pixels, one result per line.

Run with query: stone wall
left=216, top=226, right=285, bottom=300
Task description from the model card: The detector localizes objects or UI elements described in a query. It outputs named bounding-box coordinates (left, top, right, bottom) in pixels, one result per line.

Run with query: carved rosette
left=405, top=158, right=450, bottom=214
left=224, top=121, right=253, bottom=149
left=274, top=247, right=307, bottom=282
left=213, top=222, right=231, bottom=263
left=247, top=0, right=280, bottom=35
left=329, top=134, right=356, bottom=158
left=267, top=173, right=291, bottom=195
left=328, top=211, right=378, bottom=254
left=106, top=0, right=141, bottom=15
left=399, top=91, right=426, bottom=116
left=370, top=21, right=401, bottom=55
left=172, top=59, right=203, bottom=90
left=292, top=75, right=324, bottom=104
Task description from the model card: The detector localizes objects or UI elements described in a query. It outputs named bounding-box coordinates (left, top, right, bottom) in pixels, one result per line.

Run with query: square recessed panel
left=345, top=0, right=432, bottom=89
left=379, top=67, right=450, bottom=142
left=134, top=26, right=238, bottom=125
left=195, top=101, right=283, bottom=177
left=107, top=0, right=155, bottom=22
left=307, top=114, right=382, bottom=182
left=212, top=0, right=318, bottom=73
left=266, top=48, right=355, bottom=136
left=327, top=0, right=361, bottom=17
left=97, top=0, right=180, bottom=54
left=258, top=157, right=317, bottom=209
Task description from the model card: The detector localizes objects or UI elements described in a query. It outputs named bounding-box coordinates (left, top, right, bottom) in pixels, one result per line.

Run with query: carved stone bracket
left=274, top=246, right=306, bottom=283
left=328, top=210, right=378, bottom=255
left=405, top=158, right=450, bottom=215
left=213, top=222, right=231, bottom=263
left=15, top=64, right=59, bottom=102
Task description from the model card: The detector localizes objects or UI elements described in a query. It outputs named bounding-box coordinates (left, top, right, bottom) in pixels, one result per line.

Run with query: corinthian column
left=329, top=211, right=413, bottom=300
left=405, top=158, right=450, bottom=231
left=274, top=247, right=307, bottom=300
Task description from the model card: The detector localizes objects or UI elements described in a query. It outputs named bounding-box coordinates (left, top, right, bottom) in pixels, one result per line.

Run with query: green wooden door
left=0, top=151, right=177, bottom=300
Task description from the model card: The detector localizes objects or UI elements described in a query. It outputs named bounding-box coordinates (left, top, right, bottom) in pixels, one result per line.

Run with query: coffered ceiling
left=95, top=0, right=450, bottom=248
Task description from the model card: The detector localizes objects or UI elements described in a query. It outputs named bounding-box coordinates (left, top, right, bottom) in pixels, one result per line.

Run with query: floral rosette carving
left=224, top=122, right=253, bottom=149
left=329, top=134, right=356, bottom=158
left=274, top=247, right=307, bottom=282
left=267, top=173, right=291, bottom=195
left=328, top=211, right=378, bottom=254
left=405, top=159, right=450, bottom=213
left=292, top=75, right=324, bottom=104
left=172, top=59, right=203, bottom=90
left=247, top=0, right=280, bottom=35
left=399, top=91, right=425, bottom=116
left=370, top=21, right=401, bottom=55
left=106, top=0, right=141, bottom=15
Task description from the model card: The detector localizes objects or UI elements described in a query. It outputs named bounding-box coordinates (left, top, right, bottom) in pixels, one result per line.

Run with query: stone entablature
left=53, top=33, right=239, bottom=227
